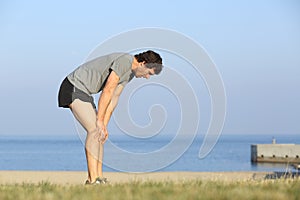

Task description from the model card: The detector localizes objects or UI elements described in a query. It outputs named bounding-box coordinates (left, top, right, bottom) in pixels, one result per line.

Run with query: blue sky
left=0, top=0, right=299, bottom=137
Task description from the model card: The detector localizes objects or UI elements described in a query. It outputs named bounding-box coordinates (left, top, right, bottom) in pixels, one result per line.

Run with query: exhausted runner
left=58, top=50, right=163, bottom=184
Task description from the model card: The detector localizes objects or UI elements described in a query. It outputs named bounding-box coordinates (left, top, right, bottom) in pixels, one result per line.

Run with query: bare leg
left=69, top=99, right=100, bottom=182
left=97, top=143, right=104, bottom=177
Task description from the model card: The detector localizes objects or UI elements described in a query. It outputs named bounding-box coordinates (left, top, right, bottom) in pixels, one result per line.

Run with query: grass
left=0, top=179, right=299, bottom=200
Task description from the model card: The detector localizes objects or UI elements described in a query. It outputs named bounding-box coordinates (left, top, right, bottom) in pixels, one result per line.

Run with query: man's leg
left=69, top=99, right=100, bottom=183
left=97, top=144, right=104, bottom=177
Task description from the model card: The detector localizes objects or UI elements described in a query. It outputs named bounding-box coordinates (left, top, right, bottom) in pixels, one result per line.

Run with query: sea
left=0, top=134, right=299, bottom=172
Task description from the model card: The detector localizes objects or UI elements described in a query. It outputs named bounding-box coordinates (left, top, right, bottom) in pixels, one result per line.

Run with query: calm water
left=0, top=134, right=299, bottom=172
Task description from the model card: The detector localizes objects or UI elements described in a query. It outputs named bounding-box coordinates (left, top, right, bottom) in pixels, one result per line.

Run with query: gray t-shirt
left=67, top=53, right=134, bottom=95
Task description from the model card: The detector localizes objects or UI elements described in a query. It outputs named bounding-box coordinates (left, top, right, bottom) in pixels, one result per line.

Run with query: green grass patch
left=0, top=179, right=299, bottom=200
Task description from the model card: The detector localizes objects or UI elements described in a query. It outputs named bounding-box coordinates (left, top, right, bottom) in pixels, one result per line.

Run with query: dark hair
left=134, top=50, right=163, bottom=74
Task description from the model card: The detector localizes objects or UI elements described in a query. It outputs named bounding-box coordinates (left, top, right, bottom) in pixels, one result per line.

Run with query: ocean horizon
left=0, top=134, right=299, bottom=172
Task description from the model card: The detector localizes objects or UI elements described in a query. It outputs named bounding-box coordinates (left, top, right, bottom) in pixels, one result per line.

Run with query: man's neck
left=131, top=57, right=139, bottom=71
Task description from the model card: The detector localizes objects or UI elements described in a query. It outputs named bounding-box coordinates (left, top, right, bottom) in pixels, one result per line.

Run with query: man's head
left=132, top=50, right=163, bottom=79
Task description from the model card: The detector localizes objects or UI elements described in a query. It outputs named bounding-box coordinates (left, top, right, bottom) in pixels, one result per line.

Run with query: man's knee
left=86, top=126, right=99, bottom=136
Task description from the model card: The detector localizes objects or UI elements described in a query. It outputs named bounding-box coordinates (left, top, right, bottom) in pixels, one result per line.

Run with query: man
left=58, top=50, right=163, bottom=184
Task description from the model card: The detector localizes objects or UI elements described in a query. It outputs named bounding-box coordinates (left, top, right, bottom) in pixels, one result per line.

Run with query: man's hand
left=101, top=128, right=109, bottom=144
left=96, top=120, right=107, bottom=144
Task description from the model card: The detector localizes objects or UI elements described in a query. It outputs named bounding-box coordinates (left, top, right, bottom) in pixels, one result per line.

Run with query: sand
left=0, top=171, right=270, bottom=185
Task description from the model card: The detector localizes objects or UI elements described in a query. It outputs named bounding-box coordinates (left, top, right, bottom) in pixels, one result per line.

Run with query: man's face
left=134, top=63, right=155, bottom=79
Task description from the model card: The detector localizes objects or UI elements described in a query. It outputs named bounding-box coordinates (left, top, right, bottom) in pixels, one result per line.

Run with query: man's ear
left=139, top=61, right=146, bottom=66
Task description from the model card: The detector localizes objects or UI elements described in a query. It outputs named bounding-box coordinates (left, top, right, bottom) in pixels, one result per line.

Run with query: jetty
left=251, top=138, right=300, bottom=164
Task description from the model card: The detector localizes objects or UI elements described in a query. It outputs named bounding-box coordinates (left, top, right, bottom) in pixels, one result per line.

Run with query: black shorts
left=58, top=77, right=96, bottom=109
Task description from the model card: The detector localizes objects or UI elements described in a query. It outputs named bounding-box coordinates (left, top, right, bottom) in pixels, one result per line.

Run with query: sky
left=0, top=0, right=299, bottom=137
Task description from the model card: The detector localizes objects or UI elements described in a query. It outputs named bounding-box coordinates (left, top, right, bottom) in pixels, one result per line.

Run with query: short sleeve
left=110, top=55, right=133, bottom=85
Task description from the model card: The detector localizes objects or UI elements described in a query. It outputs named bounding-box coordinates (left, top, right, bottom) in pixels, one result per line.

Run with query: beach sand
left=0, top=171, right=269, bottom=185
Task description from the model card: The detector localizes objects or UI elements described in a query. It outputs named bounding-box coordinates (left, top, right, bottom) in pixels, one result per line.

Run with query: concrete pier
left=251, top=142, right=300, bottom=164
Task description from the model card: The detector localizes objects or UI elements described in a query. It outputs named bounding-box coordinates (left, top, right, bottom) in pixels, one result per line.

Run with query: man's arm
left=103, top=84, right=124, bottom=126
left=97, top=71, right=119, bottom=132
left=99, top=84, right=124, bottom=143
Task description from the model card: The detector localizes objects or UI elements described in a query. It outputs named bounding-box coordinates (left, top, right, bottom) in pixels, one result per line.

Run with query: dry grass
left=0, top=179, right=299, bottom=200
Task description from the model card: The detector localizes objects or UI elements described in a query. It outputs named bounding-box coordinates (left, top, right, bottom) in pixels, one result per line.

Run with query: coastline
left=0, top=171, right=270, bottom=185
